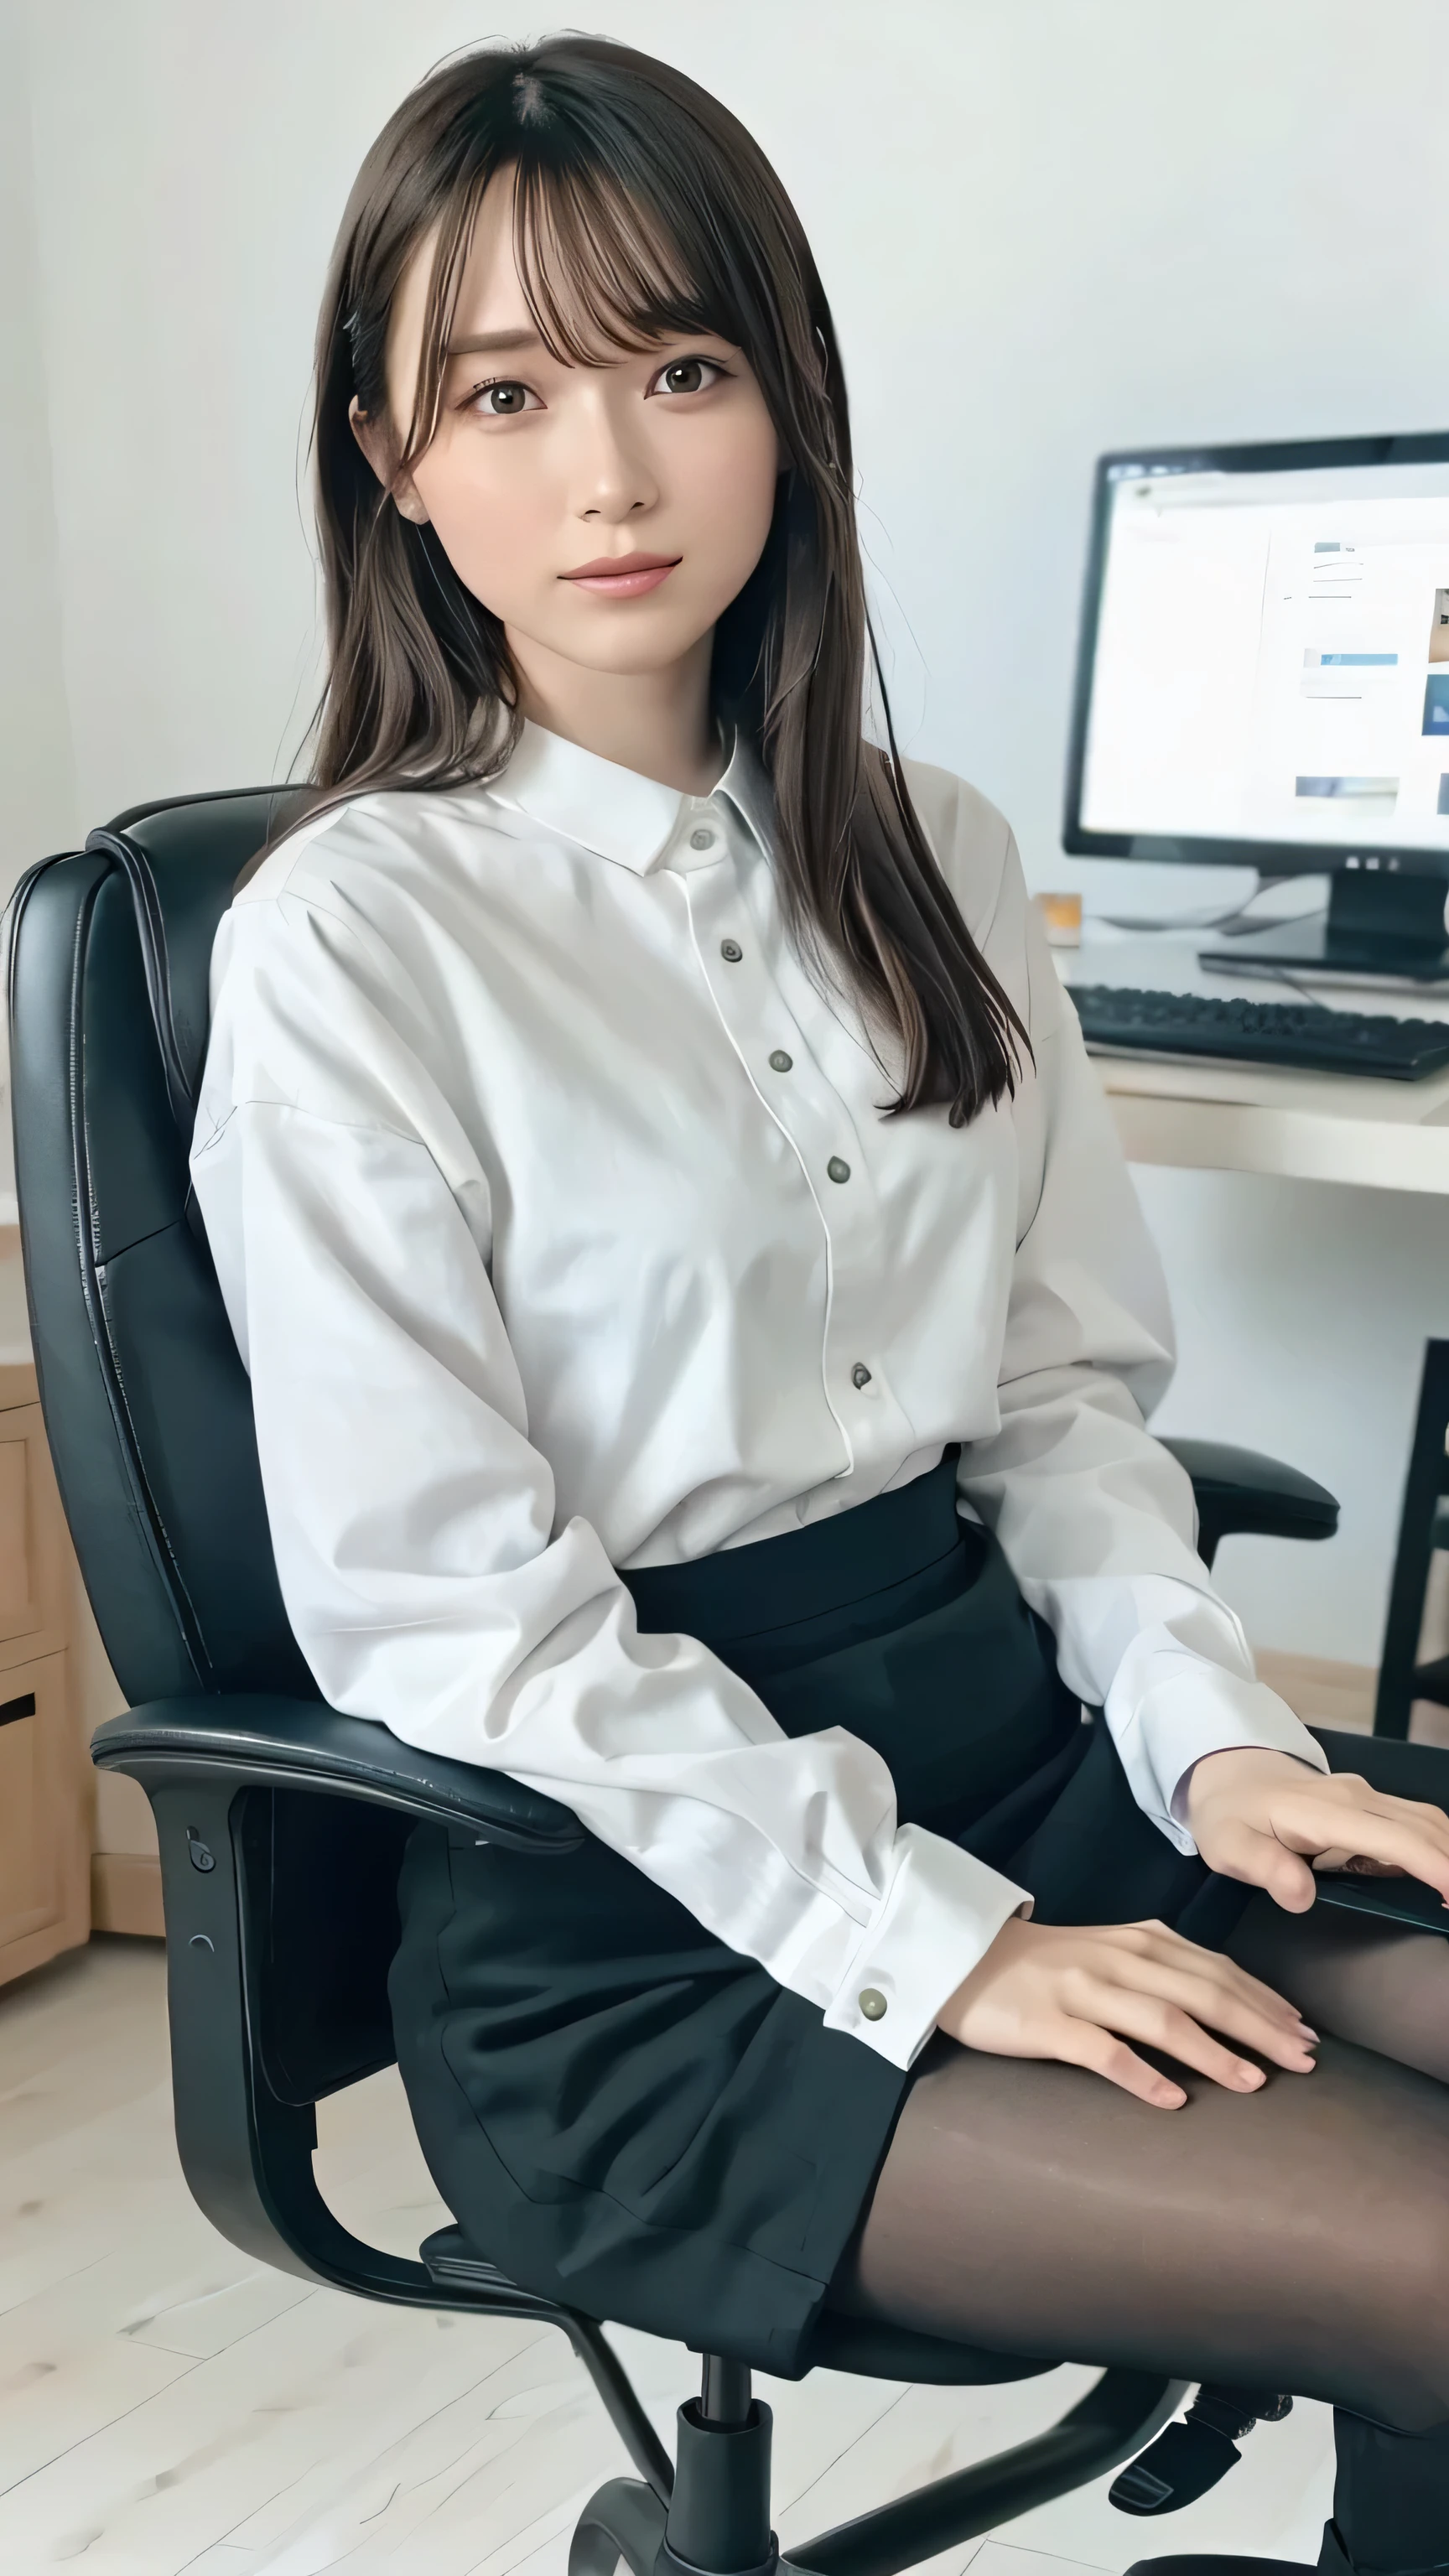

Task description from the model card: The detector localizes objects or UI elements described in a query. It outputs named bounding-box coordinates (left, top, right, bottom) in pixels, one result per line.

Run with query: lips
left=560, top=551, right=681, bottom=599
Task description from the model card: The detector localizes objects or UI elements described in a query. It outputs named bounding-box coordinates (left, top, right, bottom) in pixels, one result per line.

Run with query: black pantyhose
left=828, top=1896, right=1449, bottom=2572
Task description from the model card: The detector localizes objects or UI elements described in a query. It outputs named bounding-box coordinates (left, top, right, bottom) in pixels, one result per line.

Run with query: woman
left=190, top=38, right=1449, bottom=2575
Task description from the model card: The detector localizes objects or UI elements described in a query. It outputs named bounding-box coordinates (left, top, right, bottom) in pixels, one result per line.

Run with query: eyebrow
left=444, top=327, right=544, bottom=359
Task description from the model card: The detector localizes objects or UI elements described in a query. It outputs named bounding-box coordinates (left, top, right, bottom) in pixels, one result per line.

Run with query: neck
left=506, top=629, right=723, bottom=795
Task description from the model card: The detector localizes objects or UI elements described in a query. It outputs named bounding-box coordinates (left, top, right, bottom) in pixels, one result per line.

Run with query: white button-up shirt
left=190, top=720, right=1327, bottom=2071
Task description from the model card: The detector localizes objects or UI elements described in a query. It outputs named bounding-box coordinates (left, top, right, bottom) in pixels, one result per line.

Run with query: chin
left=551, top=630, right=714, bottom=678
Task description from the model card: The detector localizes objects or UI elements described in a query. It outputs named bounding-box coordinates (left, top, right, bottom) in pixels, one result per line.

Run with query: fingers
left=1098, top=1952, right=1317, bottom=2074
left=1193, top=1816, right=1319, bottom=1912
left=1066, top=1972, right=1288, bottom=2096
left=1046, top=2012, right=1187, bottom=2111
left=946, top=1915, right=1327, bottom=2111
left=1311, top=1847, right=1406, bottom=1877
left=1190, top=1762, right=1449, bottom=1909
left=1271, top=1774, right=1449, bottom=1903
left=1119, top=1920, right=1309, bottom=2028
left=1286, top=1789, right=1449, bottom=1903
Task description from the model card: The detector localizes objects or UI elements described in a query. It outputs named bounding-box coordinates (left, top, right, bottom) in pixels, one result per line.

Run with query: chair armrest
left=91, top=1693, right=584, bottom=1853
left=1160, top=1436, right=1339, bottom=1562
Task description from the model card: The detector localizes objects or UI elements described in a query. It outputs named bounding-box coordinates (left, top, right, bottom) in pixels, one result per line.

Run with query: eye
left=467, top=378, right=543, bottom=418
left=649, top=356, right=728, bottom=398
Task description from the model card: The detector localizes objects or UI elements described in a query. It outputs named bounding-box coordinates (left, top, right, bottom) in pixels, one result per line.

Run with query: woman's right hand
left=935, top=1914, right=1320, bottom=2108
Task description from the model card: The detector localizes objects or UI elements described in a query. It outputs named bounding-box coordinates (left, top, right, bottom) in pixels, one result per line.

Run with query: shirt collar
left=714, top=728, right=776, bottom=861
left=487, top=717, right=775, bottom=876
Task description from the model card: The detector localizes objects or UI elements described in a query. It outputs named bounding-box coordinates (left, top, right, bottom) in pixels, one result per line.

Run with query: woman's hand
left=936, top=1914, right=1319, bottom=2108
left=1185, top=1747, right=1449, bottom=1914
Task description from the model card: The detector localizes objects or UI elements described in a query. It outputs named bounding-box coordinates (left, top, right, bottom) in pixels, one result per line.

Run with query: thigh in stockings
left=1229, top=1890, right=1449, bottom=2092
left=830, top=1895, right=1449, bottom=2439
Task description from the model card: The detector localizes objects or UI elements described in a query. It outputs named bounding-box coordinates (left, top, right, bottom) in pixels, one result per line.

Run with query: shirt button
left=851, top=1363, right=873, bottom=1389
left=858, top=1988, right=888, bottom=2021
left=689, top=827, right=716, bottom=851
left=720, top=939, right=743, bottom=963
left=769, top=1050, right=793, bottom=1072
left=827, top=1156, right=850, bottom=1183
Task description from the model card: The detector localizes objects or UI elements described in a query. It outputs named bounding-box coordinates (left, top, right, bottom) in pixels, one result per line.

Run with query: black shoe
left=1127, top=2548, right=1449, bottom=2576
left=1309, top=2514, right=1443, bottom=2576
left=1316, top=2521, right=1449, bottom=2576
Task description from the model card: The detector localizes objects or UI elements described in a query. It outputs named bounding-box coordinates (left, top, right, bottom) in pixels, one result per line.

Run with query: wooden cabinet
left=0, top=1363, right=89, bottom=1983
left=0, top=1651, right=85, bottom=1966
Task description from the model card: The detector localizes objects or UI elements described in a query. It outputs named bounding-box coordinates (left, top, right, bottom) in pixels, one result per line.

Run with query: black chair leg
left=569, top=2475, right=668, bottom=2576
left=570, top=2356, right=774, bottom=2576
left=1376, top=1341, right=1449, bottom=1738
left=791, top=2366, right=1184, bottom=2576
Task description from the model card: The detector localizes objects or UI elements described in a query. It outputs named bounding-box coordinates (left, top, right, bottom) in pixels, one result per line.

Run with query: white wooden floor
left=1, top=1935, right=1335, bottom=2575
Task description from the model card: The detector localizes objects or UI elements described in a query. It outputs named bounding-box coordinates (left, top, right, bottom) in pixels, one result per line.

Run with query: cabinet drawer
left=0, top=1403, right=66, bottom=1665
left=0, top=1650, right=87, bottom=1980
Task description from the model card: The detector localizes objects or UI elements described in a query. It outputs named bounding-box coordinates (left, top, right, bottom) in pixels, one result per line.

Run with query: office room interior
left=7, top=1, right=1449, bottom=2572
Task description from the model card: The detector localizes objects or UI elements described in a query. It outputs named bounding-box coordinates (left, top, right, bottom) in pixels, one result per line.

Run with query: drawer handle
left=0, top=1691, right=36, bottom=1727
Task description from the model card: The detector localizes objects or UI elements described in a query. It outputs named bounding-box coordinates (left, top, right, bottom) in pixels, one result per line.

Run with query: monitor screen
left=1066, top=437, right=1449, bottom=870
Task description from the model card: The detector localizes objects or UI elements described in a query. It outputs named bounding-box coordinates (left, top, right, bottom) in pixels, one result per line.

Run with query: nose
left=569, top=378, right=659, bottom=524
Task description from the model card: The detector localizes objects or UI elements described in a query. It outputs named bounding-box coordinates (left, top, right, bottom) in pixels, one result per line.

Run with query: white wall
left=16, top=0, right=1449, bottom=1662
left=0, top=2, right=74, bottom=1355
left=0, top=6, right=73, bottom=871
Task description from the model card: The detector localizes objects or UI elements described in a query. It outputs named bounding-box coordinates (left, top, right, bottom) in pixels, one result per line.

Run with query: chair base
left=564, top=2362, right=1185, bottom=2576
left=1124, top=2560, right=1314, bottom=2575
left=573, top=2515, right=1324, bottom=2576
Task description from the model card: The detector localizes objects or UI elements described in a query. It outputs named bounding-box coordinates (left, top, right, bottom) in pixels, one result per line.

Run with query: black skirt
left=389, top=1452, right=1244, bottom=2376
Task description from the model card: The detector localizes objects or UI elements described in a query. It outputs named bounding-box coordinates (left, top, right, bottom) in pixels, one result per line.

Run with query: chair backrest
left=8, top=787, right=319, bottom=1705
left=10, top=787, right=568, bottom=2115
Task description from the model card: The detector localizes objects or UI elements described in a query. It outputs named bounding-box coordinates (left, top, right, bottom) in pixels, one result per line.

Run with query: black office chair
left=6, top=788, right=1343, bottom=2576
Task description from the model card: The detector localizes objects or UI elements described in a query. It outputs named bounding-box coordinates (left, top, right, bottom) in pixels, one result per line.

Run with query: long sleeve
left=190, top=886, right=1031, bottom=2073
left=957, top=882, right=1329, bottom=1852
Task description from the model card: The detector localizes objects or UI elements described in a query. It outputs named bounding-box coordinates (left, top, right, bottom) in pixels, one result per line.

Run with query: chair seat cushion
left=419, top=2226, right=1053, bottom=2387
left=804, top=2304, right=1053, bottom=2386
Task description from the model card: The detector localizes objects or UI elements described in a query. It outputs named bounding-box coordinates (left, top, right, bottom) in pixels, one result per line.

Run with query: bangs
left=404, top=118, right=762, bottom=460
left=512, top=157, right=729, bottom=364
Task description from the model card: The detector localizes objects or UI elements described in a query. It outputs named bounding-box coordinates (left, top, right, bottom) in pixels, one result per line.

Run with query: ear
left=348, top=394, right=431, bottom=526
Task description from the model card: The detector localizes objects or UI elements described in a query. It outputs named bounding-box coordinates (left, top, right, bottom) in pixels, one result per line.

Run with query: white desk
left=1067, top=924, right=1449, bottom=1196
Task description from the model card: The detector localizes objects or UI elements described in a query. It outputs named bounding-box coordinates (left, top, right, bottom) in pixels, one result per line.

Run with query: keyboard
left=1068, top=984, right=1449, bottom=1080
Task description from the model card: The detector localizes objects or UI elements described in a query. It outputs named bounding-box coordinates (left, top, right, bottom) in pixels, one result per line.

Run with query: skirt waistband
left=621, top=1447, right=969, bottom=1650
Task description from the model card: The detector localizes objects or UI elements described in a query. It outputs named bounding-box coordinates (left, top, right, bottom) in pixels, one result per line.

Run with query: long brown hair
left=299, top=34, right=1026, bottom=1124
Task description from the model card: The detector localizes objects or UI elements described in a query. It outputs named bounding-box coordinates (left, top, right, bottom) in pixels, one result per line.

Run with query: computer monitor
left=1063, top=432, right=1449, bottom=983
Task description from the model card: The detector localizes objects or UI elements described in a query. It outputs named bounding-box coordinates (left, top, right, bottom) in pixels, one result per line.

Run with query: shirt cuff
left=820, top=1821, right=1033, bottom=2070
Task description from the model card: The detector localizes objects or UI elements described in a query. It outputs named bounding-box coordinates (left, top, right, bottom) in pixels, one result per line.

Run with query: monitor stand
left=1199, top=867, right=1449, bottom=989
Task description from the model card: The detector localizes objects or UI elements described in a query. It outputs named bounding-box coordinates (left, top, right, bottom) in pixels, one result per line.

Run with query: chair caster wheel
left=1124, top=2558, right=1313, bottom=2574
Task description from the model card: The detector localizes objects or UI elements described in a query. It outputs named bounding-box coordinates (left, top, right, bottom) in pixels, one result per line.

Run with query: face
left=351, top=170, right=784, bottom=691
